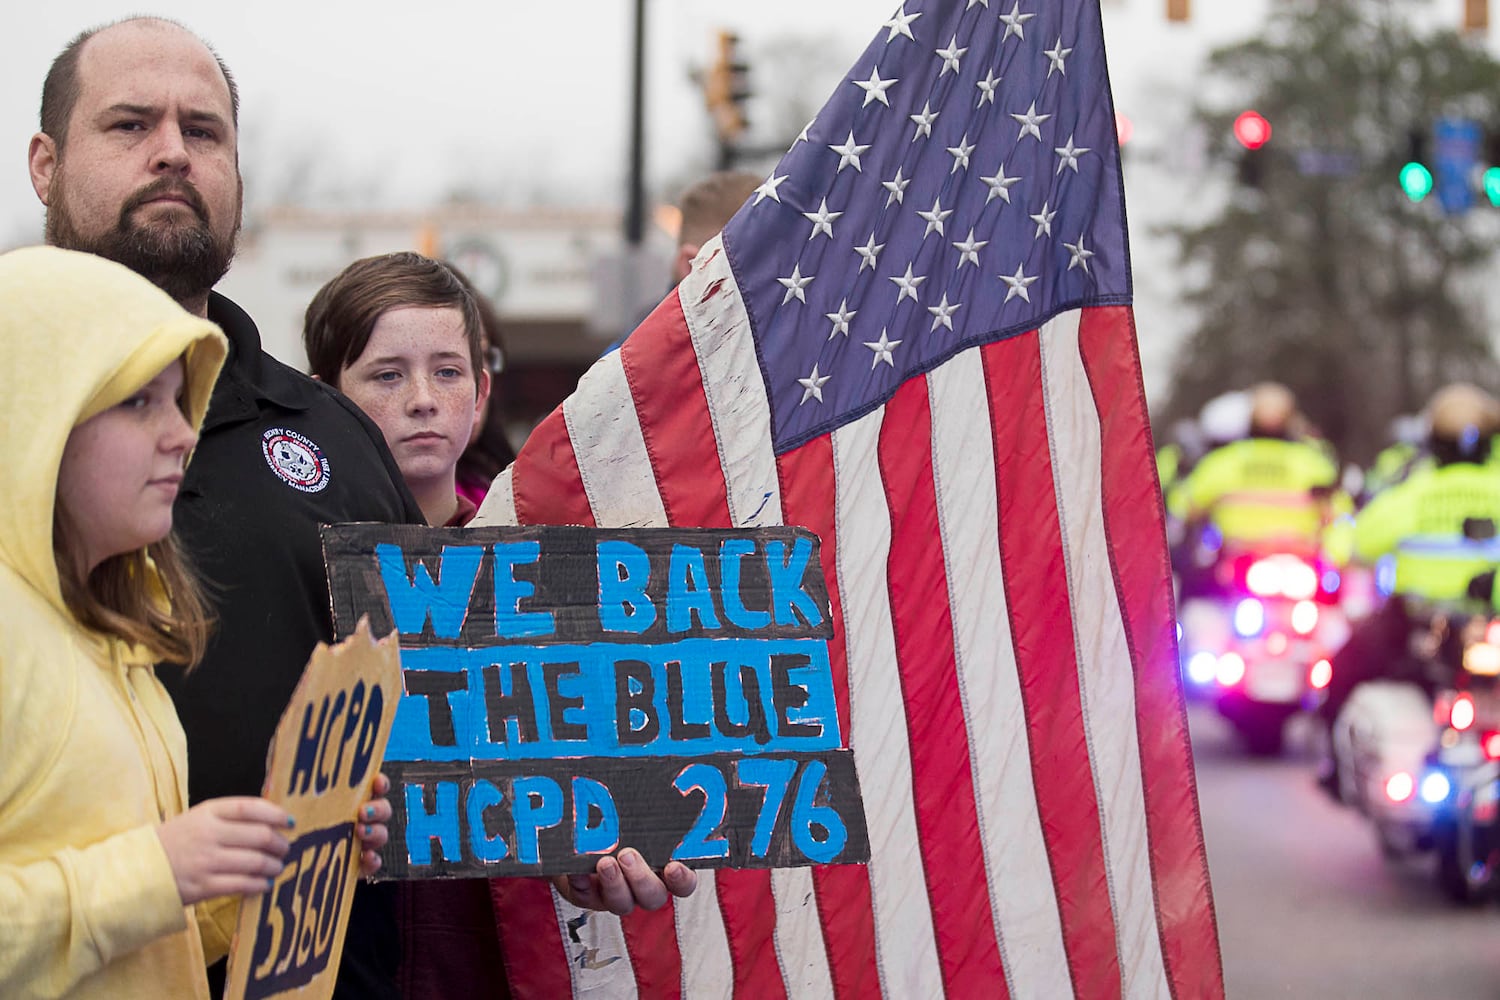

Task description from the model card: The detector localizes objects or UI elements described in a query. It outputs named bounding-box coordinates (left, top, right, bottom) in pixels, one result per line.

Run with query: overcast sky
left=1, top=2, right=907, bottom=244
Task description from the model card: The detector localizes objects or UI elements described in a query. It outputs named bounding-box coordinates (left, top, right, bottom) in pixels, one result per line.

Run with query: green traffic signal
left=1399, top=161, right=1434, bottom=202
left=1485, top=166, right=1500, bottom=207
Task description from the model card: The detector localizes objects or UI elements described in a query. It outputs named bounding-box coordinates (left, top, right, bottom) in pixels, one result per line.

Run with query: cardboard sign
left=222, top=618, right=403, bottom=1000
left=322, top=523, right=869, bottom=878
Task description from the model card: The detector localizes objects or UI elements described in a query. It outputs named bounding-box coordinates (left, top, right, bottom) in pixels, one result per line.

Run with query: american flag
left=472, top=0, right=1222, bottom=995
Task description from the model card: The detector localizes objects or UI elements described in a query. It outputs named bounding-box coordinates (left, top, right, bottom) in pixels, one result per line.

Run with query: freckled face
left=337, top=306, right=487, bottom=494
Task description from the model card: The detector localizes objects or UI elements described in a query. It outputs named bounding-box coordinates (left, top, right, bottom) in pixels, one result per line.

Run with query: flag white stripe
left=562, top=349, right=669, bottom=528
left=927, top=349, right=1075, bottom=999
left=831, top=407, right=944, bottom=998
left=679, top=234, right=784, bottom=528
left=472, top=466, right=517, bottom=526
left=1038, top=312, right=1170, bottom=999
left=683, top=236, right=836, bottom=999
left=554, top=894, right=638, bottom=999
left=676, top=871, right=735, bottom=999
left=771, top=867, right=836, bottom=1000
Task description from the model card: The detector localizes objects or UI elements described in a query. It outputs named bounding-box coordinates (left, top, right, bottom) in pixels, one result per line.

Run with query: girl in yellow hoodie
left=0, top=247, right=388, bottom=999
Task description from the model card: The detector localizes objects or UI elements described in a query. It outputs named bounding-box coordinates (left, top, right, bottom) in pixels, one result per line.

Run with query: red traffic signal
left=1233, top=110, right=1272, bottom=150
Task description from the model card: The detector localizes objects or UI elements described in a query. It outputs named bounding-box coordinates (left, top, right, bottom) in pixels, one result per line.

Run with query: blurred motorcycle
left=1331, top=601, right=1500, bottom=903
left=1179, top=542, right=1349, bottom=755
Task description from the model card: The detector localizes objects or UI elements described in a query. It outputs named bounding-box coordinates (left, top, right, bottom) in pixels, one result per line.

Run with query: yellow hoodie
left=0, top=247, right=226, bottom=999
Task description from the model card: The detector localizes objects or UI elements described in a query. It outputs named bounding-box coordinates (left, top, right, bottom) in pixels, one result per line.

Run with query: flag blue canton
left=719, top=0, right=1132, bottom=454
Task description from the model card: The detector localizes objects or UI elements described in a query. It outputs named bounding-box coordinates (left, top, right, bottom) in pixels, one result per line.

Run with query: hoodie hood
left=0, top=246, right=226, bottom=613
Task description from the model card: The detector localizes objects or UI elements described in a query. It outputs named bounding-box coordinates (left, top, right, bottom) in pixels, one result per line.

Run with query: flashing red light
left=1385, top=772, right=1415, bottom=803
left=1483, top=731, right=1500, bottom=760
left=1233, top=110, right=1271, bottom=151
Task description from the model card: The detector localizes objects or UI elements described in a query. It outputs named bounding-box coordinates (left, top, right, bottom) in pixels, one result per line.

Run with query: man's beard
left=46, top=174, right=239, bottom=305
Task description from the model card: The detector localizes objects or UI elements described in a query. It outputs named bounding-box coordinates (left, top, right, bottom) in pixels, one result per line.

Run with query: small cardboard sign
left=222, top=618, right=403, bottom=1000
left=321, top=523, right=870, bottom=879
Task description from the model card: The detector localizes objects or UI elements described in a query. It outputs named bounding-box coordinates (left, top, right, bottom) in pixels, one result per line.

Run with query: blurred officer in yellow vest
left=1181, top=382, right=1346, bottom=558
left=1320, top=383, right=1500, bottom=735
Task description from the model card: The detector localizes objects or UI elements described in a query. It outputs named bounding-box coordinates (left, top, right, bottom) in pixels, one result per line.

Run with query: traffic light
left=1399, top=128, right=1432, bottom=203
left=1232, top=110, right=1270, bottom=187
left=1232, top=111, right=1271, bottom=150
left=705, top=30, right=751, bottom=164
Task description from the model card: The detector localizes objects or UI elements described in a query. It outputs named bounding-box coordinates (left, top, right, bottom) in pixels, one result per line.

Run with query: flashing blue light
left=1186, top=650, right=1219, bottom=685
left=1176, top=621, right=1184, bottom=642
left=1321, top=568, right=1341, bottom=594
left=1201, top=524, right=1223, bottom=553
left=1375, top=555, right=1397, bottom=598
left=1419, top=770, right=1452, bottom=805
left=1233, top=598, right=1265, bottom=638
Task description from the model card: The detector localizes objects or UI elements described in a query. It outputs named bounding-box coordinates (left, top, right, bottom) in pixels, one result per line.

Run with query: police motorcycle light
left=1463, top=639, right=1500, bottom=677
left=1216, top=652, right=1247, bottom=686
left=1233, top=598, right=1265, bottom=638
left=1244, top=554, right=1318, bottom=600
left=1187, top=650, right=1219, bottom=685
left=1385, top=771, right=1416, bottom=803
left=1451, top=693, right=1477, bottom=732
left=1483, top=731, right=1500, bottom=761
left=1321, top=567, right=1341, bottom=596
left=1309, top=658, right=1333, bottom=690
left=1291, top=600, right=1319, bottom=635
left=1419, top=769, right=1453, bottom=805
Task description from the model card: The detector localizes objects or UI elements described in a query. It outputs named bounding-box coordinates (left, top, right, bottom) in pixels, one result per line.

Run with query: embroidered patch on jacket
left=261, top=427, right=331, bottom=493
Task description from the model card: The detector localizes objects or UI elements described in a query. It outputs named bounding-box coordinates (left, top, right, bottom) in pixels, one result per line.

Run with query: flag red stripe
left=877, top=376, right=1009, bottom=996
left=982, top=332, right=1123, bottom=999
left=512, top=412, right=596, bottom=527
left=709, top=870, right=789, bottom=999
left=621, top=904, right=683, bottom=1000
left=620, top=296, right=732, bottom=527
left=1077, top=307, right=1224, bottom=998
left=488, top=878, right=575, bottom=1000
left=778, top=436, right=883, bottom=999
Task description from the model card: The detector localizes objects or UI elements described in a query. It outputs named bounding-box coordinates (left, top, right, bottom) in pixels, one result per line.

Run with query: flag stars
left=1012, top=101, right=1051, bottom=142
left=864, top=328, right=903, bottom=369
left=778, top=264, right=814, bottom=304
left=976, top=70, right=1002, bottom=107
left=928, top=294, right=961, bottom=332
left=981, top=164, right=1021, bottom=204
left=1030, top=201, right=1057, bottom=238
left=1044, top=38, right=1073, bottom=77
left=754, top=172, right=789, bottom=205
left=1000, top=264, right=1039, bottom=303
left=855, top=234, right=886, bottom=272
left=882, top=166, right=912, bottom=205
left=883, top=3, right=922, bottom=43
left=909, top=101, right=940, bottom=141
left=999, top=1, right=1036, bottom=43
left=796, top=118, right=815, bottom=144
left=854, top=66, right=899, bottom=107
left=798, top=364, right=831, bottom=404
left=1064, top=234, right=1095, bottom=274
left=953, top=229, right=989, bottom=268
left=947, top=134, right=976, bottom=173
left=890, top=263, right=927, bottom=303
left=1054, top=134, right=1091, bottom=174
left=829, top=131, right=872, bottom=173
left=936, top=36, right=968, bottom=76
left=825, top=299, right=857, bottom=339
left=802, top=198, right=843, bottom=240
left=918, top=197, right=954, bottom=238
